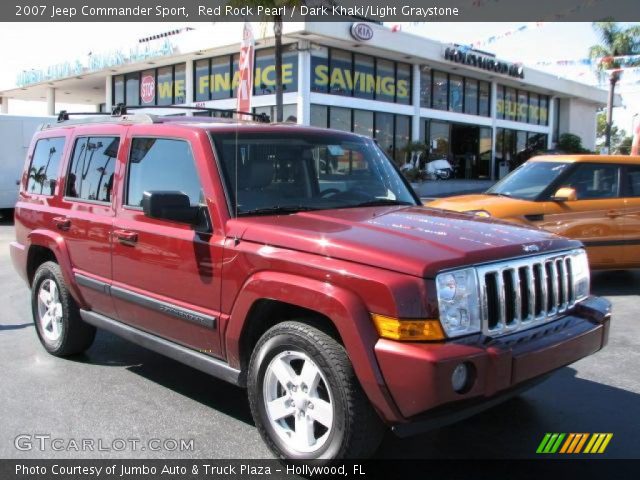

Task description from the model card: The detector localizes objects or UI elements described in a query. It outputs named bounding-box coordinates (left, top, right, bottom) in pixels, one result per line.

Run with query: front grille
left=478, top=252, right=577, bottom=336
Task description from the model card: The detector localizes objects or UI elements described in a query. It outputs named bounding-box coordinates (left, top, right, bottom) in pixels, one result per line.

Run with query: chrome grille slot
left=477, top=251, right=580, bottom=337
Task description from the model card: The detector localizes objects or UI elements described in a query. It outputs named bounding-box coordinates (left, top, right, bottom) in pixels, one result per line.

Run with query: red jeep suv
left=10, top=110, right=611, bottom=460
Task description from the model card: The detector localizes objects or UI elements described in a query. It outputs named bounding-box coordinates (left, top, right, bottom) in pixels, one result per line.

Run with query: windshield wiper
left=486, top=192, right=512, bottom=198
left=346, top=199, right=414, bottom=208
left=237, top=205, right=321, bottom=216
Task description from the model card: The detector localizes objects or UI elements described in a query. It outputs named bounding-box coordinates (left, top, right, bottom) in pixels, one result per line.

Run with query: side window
left=625, top=165, right=640, bottom=197
left=126, top=138, right=202, bottom=207
left=560, top=164, right=620, bottom=200
left=66, top=137, right=119, bottom=202
left=26, top=137, right=65, bottom=195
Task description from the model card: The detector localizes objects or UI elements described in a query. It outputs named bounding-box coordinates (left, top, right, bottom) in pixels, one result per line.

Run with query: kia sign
left=236, top=22, right=255, bottom=118
left=140, top=75, right=155, bottom=104
left=350, top=23, right=374, bottom=42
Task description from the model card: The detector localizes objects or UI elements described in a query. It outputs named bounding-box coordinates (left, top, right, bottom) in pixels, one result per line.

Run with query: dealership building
left=0, top=22, right=615, bottom=180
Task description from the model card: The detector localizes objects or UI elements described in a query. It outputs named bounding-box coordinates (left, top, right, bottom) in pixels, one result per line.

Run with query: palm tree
left=228, top=0, right=309, bottom=122
left=589, top=21, right=640, bottom=151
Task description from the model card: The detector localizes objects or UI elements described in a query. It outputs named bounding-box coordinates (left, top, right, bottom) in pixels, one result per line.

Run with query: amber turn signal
left=371, top=314, right=445, bottom=341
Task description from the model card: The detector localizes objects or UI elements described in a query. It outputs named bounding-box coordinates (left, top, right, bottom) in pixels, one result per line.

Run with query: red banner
left=236, top=22, right=255, bottom=119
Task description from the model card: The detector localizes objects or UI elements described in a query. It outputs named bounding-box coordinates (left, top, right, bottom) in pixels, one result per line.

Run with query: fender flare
left=225, top=271, right=403, bottom=422
left=27, top=229, right=87, bottom=308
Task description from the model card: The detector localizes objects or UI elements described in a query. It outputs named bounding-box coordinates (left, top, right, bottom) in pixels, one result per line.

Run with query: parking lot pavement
left=1, top=216, right=639, bottom=459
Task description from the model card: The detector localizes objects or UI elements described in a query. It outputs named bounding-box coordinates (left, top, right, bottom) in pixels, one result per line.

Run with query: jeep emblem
left=523, top=244, right=540, bottom=253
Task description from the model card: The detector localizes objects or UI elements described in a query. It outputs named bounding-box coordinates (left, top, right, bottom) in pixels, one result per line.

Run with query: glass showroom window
left=174, top=64, right=186, bottom=104
left=156, top=67, right=173, bottom=106
left=311, top=46, right=329, bottom=94
left=449, top=75, right=463, bottom=113
left=310, top=104, right=328, bottom=128
left=396, top=63, right=411, bottom=105
left=479, top=81, right=490, bottom=117
left=430, top=121, right=450, bottom=157
left=517, top=90, right=528, bottom=123
left=375, top=112, right=395, bottom=157
left=376, top=59, right=395, bottom=103
left=211, top=56, right=232, bottom=100
left=330, top=106, right=352, bottom=132
left=432, top=71, right=448, bottom=110
left=420, top=68, right=431, bottom=108
left=539, top=96, right=549, bottom=126
left=464, top=79, right=478, bottom=116
left=528, top=92, right=539, bottom=125
left=504, top=87, right=517, bottom=121
left=353, top=109, right=374, bottom=137
left=394, top=116, right=411, bottom=164
left=125, top=73, right=140, bottom=106
left=140, top=70, right=156, bottom=106
left=113, top=75, right=124, bottom=106
left=329, top=49, right=353, bottom=96
left=354, top=54, right=375, bottom=100
left=496, top=85, right=505, bottom=119
left=195, top=59, right=210, bottom=102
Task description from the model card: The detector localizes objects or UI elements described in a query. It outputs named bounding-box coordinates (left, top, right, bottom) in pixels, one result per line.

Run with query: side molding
left=80, top=310, right=240, bottom=385
left=75, top=274, right=217, bottom=329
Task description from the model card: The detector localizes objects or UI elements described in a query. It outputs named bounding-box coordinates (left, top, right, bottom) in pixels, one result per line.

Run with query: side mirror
left=142, top=191, right=202, bottom=226
left=551, top=187, right=577, bottom=202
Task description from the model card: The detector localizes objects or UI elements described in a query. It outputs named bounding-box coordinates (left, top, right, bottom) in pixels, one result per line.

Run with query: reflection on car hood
left=228, top=205, right=579, bottom=278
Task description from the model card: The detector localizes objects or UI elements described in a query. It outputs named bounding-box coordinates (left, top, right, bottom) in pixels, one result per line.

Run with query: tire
left=31, top=261, right=96, bottom=356
left=247, top=321, right=384, bottom=460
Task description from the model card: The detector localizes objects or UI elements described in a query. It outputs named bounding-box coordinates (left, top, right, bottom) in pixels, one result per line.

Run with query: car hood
left=427, top=193, right=553, bottom=221
left=227, top=206, right=579, bottom=278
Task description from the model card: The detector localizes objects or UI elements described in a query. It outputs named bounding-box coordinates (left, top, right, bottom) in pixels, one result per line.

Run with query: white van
left=0, top=115, right=53, bottom=211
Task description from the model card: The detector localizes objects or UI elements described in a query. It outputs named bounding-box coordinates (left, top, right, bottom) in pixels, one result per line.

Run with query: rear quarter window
left=26, top=137, right=66, bottom=196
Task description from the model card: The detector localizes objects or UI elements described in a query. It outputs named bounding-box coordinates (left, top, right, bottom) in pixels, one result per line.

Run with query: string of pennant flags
left=534, top=54, right=640, bottom=67
left=461, top=0, right=605, bottom=50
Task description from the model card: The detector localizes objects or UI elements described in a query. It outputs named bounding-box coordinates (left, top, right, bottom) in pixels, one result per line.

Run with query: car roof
left=530, top=154, right=640, bottom=165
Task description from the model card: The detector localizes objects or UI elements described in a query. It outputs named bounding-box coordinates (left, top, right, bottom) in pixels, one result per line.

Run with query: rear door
left=620, top=163, right=640, bottom=267
left=111, top=129, right=225, bottom=357
left=58, top=132, right=120, bottom=316
left=540, top=162, right=624, bottom=268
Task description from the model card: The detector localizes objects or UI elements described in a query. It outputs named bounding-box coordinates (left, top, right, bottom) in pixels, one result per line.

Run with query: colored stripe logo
left=537, top=433, right=613, bottom=454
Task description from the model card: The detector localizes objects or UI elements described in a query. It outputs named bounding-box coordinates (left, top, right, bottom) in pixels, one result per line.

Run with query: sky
left=0, top=21, right=638, bottom=135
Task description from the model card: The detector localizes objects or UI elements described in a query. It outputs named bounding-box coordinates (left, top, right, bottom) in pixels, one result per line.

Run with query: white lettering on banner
left=236, top=22, right=255, bottom=118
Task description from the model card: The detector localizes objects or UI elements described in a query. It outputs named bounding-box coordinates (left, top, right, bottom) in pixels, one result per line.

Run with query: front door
left=621, top=164, right=640, bottom=267
left=540, top=162, right=624, bottom=269
left=111, top=134, right=224, bottom=357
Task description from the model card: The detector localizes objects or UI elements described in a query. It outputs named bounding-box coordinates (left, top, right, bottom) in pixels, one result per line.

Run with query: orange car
left=428, top=155, right=640, bottom=269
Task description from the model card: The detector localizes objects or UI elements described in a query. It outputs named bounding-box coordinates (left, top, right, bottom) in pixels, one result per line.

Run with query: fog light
left=451, top=363, right=470, bottom=393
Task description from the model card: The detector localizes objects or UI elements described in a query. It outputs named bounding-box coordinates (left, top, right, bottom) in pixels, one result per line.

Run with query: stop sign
left=140, top=75, right=155, bottom=104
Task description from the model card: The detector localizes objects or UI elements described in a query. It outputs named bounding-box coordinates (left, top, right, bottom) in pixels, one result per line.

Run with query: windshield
left=487, top=161, right=570, bottom=200
left=211, top=132, right=418, bottom=215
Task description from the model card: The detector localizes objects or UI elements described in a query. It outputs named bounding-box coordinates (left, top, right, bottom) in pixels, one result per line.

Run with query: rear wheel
left=31, top=261, right=96, bottom=356
left=247, top=321, right=384, bottom=460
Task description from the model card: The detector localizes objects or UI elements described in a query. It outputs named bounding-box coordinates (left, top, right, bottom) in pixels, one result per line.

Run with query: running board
left=80, top=310, right=242, bottom=386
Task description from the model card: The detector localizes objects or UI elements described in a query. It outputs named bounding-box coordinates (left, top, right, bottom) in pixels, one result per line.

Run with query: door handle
left=606, top=210, right=622, bottom=218
left=114, top=229, right=138, bottom=244
left=52, top=216, right=71, bottom=231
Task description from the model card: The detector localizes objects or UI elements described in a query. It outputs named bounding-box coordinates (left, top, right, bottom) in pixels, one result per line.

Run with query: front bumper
left=374, top=296, right=611, bottom=429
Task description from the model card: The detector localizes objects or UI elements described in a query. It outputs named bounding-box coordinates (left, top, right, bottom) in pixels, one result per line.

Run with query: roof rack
left=112, top=104, right=270, bottom=123
left=44, top=104, right=271, bottom=130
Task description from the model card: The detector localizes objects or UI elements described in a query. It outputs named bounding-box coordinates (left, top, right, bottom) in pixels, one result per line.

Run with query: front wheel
left=247, top=321, right=384, bottom=460
left=31, top=261, right=96, bottom=356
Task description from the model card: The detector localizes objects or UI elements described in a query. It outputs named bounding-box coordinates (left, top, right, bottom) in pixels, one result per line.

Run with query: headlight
left=436, top=268, right=481, bottom=337
left=571, top=249, right=590, bottom=301
left=465, top=210, right=491, bottom=217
